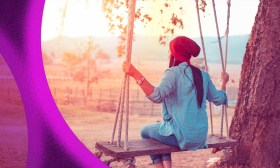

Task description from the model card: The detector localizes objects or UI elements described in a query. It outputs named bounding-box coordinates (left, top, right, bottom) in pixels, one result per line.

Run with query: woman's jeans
left=140, top=122, right=179, bottom=164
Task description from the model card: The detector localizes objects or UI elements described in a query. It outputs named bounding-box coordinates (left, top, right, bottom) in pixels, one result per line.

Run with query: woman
left=122, top=36, right=229, bottom=168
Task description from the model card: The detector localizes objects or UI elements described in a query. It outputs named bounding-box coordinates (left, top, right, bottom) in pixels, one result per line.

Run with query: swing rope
left=110, top=0, right=137, bottom=151
left=195, top=0, right=214, bottom=135
left=110, top=78, right=124, bottom=144
left=223, top=0, right=231, bottom=137
left=212, top=0, right=225, bottom=138
left=225, top=0, right=231, bottom=70
left=211, top=0, right=231, bottom=138
left=212, top=0, right=226, bottom=72
left=117, top=77, right=126, bottom=147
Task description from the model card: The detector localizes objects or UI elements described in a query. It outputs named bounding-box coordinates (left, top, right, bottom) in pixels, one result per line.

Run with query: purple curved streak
left=0, top=1, right=107, bottom=167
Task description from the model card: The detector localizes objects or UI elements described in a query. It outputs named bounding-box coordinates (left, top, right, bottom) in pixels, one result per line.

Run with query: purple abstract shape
left=0, top=1, right=107, bottom=167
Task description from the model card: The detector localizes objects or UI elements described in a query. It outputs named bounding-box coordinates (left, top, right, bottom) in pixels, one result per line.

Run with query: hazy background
left=0, top=0, right=259, bottom=167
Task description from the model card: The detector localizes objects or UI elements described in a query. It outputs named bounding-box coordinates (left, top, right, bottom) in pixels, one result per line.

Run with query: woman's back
left=147, top=62, right=227, bottom=150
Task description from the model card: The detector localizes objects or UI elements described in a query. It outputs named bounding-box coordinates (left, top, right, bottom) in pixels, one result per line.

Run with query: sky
left=41, top=0, right=260, bottom=41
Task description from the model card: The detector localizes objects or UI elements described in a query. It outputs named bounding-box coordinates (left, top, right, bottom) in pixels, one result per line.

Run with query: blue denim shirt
left=147, top=62, right=228, bottom=150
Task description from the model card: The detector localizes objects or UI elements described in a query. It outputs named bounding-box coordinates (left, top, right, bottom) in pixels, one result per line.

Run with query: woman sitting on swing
left=123, top=36, right=229, bottom=168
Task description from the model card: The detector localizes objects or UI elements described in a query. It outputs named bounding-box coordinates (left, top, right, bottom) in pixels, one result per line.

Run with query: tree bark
left=226, top=0, right=280, bottom=167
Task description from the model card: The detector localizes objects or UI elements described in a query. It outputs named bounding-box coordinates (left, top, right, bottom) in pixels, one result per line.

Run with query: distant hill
left=193, top=35, right=250, bottom=64
left=42, top=34, right=249, bottom=64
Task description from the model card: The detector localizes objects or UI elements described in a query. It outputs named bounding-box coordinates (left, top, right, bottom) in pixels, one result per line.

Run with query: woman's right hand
left=221, top=72, right=229, bottom=85
left=122, top=61, right=137, bottom=77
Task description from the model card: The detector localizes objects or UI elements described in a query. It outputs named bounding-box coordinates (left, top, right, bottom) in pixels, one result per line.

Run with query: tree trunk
left=225, top=0, right=280, bottom=167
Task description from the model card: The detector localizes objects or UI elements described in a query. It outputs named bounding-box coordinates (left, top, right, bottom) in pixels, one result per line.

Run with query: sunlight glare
left=41, top=0, right=259, bottom=41
left=42, top=0, right=110, bottom=41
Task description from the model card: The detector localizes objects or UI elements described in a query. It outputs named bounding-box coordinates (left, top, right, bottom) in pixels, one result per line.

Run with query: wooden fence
left=45, top=77, right=162, bottom=115
left=0, top=76, right=235, bottom=116
left=53, top=86, right=162, bottom=116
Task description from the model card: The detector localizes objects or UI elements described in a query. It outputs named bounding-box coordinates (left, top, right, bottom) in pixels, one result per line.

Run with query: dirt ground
left=0, top=100, right=234, bottom=168
left=0, top=101, right=28, bottom=168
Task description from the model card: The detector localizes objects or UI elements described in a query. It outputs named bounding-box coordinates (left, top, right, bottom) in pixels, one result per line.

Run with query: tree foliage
left=42, top=52, right=54, bottom=65
left=102, top=0, right=207, bottom=56
left=61, top=39, right=110, bottom=83
left=62, top=51, right=81, bottom=66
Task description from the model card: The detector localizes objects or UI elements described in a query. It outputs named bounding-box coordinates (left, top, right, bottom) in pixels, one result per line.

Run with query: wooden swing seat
left=95, top=134, right=237, bottom=159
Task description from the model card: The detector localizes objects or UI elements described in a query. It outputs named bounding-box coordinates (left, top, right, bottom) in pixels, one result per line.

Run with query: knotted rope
left=110, top=0, right=136, bottom=151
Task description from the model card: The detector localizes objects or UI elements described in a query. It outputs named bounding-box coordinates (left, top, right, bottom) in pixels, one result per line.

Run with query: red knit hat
left=169, top=36, right=200, bottom=62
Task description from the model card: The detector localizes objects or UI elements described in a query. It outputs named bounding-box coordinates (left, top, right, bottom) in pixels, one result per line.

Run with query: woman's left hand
left=122, top=61, right=137, bottom=77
